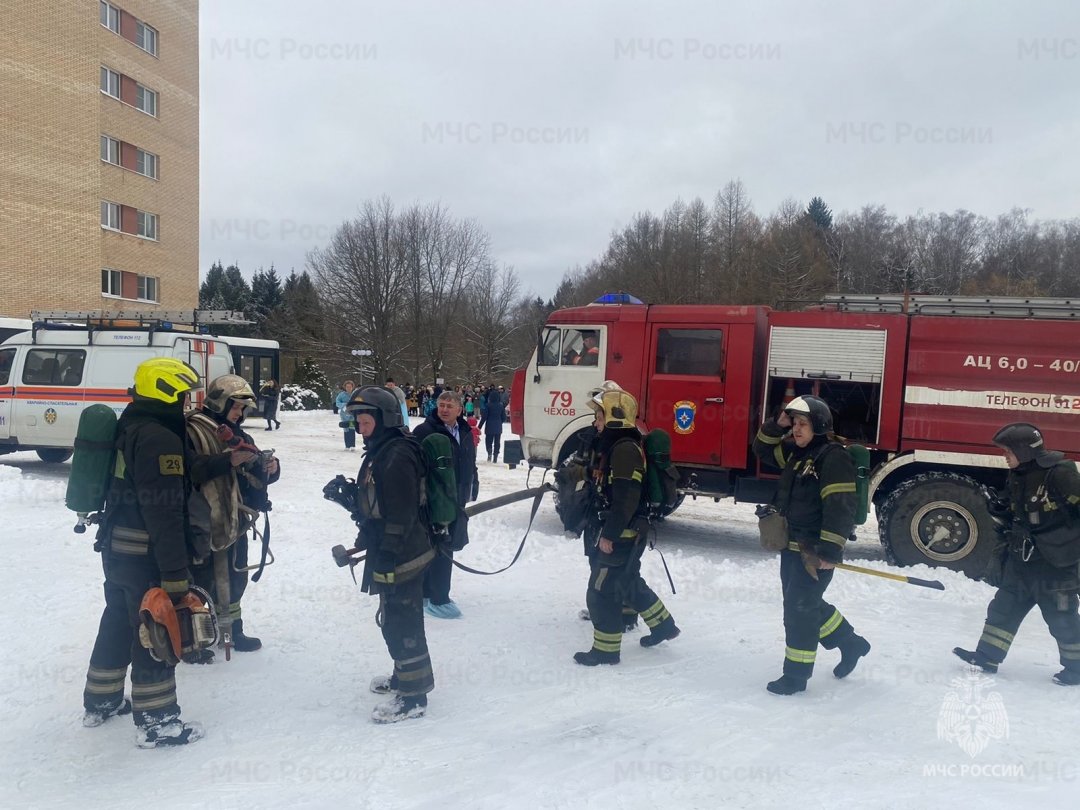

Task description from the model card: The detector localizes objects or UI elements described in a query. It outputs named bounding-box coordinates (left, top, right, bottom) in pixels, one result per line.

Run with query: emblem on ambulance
left=44, top=408, right=58, bottom=425
left=673, top=401, right=696, bottom=434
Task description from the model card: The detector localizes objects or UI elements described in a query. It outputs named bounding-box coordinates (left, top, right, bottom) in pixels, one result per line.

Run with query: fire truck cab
left=509, top=293, right=1080, bottom=577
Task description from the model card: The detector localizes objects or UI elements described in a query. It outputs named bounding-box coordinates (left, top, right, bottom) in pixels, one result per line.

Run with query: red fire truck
left=505, top=293, right=1080, bottom=577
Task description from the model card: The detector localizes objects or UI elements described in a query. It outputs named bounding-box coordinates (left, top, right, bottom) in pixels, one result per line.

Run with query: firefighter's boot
left=640, top=620, right=681, bottom=648
left=952, top=647, right=999, bottom=674
left=766, top=675, right=808, bottom=695
left=232, top=619, right=262, bottom=652
left=1053, top=669, right=1080, bottom=686
left=833, top=635, right=871, bottom=679
left=573, top=649, right=620, bottom=666
left=135, top=710, right=204, bottom=749
left=371, top=694, right=427, bottom=724
left=83, top=697, right=132, bottom=728
left=369, top=674, right=399, bottom=695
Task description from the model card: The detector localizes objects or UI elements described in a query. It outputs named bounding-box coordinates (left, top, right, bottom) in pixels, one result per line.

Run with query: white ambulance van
left=0, top=310, right=272, bottom=463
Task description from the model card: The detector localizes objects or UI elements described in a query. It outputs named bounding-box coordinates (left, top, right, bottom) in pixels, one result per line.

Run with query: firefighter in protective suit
left=573, top=380, right=641, bottom=631
left=347, top=386, right=437, bottom=722
left=954, top=423, right=1080, bottom=685
left=188, top=375, right=280, bottom=654
left=752, top=395, right=870, bottom=695
left=575, top=389, right=680, bottom=665
left=81, top=358, right=205, bottom=747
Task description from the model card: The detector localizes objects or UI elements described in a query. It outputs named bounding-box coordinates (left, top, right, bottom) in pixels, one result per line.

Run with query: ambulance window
left=538, top=327, right=562, bottom=366
left=655, top=329, right=723, bottom=376
left=23, top=349, right=86, bottom=386
left=0, top=348, right=14, bottom=385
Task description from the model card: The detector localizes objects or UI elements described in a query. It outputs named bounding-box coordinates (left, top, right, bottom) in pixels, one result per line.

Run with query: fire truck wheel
left=36, top=448, right=74, bottom=464
left=878, top=472, right=994, bottom=579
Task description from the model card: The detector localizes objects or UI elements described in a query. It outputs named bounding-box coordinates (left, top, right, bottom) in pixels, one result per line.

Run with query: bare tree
left=414, top=206, right=489, bottom=384
left=457, top=263, right=521, bottom=382
left=308, top=196, right=411, bottom=381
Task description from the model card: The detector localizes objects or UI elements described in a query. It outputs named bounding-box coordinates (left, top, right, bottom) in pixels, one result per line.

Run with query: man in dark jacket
left=413, top=390, right=478, bottom=618
left=575, top=390, right=679, bottom=666
left=82, top=357, right=204, bottom=747
left=478, top=384, right=505, bottom=463
left=347, top=386, right=436, bottom=722
left=752, top=395, right=870, bottom=695
left=954, top=423, right=1080, bottom=686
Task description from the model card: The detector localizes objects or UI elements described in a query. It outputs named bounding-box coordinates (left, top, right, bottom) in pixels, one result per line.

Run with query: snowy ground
left=2, top=410, right=1078, bottom=809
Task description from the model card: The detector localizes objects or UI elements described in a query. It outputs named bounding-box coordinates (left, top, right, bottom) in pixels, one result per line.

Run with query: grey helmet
left=203, top=374, right=258, bottom=417
left=345, top=385, right=405, bottom=429
left=784, top=395, right=833, bottom=436
left=992, top=423, right=1064, bottom=467
left=585, top=380, right=623, bottom=412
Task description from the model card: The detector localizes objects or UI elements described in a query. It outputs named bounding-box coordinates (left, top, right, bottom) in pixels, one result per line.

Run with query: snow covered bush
left=279, top=384, right=323, bottom=411
left=284, top=358, right=332, bottom=409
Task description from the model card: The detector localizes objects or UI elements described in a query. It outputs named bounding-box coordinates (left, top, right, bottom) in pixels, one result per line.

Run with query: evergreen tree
left=290, top=357, right=332, bottom=406
left=223, top=264, right=252, bottom=312
left=806, top=197, right=834, bottom=230
left=249, top=266, right=284, bottom=337
left=199, top=261, right=228, bottom=309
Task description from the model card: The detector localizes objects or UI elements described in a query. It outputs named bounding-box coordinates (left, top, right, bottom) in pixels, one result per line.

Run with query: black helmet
left=992, top=422, right=1063, bottom=468
left=345, top=385, right=405, bottom=429
left=784, top=395, right=832, bottom=436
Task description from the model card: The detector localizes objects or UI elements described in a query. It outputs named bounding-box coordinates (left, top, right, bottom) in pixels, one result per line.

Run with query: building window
left=100, top=66, right=120, bottom=98
left=135, top=84, right=157, bottom=116
left=137, top=275, right=159, bottom=302
left=102, top=269, right=159, bottom=303
left=100, top=201, right=121, bottom=230
left=137, top=210, right=158, bottom=240
left=100, top=135, right=120, bottom=165
left=136, top=21, right=158, bottom=56
left=99, top=1, right=120, bottom=33
left=135, top=148, right=158, bottom=179
left=134, top=84, right=157, bottom=116
left=101, top=268, right=122, bottom=296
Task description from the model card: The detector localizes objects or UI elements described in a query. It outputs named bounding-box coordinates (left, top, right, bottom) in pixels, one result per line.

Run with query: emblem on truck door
left=44, top=408, right=58, bottom=425
left=673, top=400, right=696, bottom=434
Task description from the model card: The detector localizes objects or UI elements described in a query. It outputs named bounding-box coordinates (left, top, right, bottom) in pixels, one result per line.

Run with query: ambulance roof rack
left=31, top=309, right=251, bottom=326
left=821, top=294, right=1080, bottom=320
left=28, top=309, right=252, bottom=344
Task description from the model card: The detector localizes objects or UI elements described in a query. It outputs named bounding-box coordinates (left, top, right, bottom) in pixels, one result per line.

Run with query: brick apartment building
left=0, top=0, right=199, bottom=318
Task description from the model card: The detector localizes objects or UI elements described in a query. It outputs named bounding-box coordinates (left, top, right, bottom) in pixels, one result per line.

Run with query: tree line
left=551, top=180, right=1080, bottom=308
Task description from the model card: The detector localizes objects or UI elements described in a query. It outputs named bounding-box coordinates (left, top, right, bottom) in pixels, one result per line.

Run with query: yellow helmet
left=597, top=389, right=637, bottom=428
left=133, top=358, right=201, bottom=404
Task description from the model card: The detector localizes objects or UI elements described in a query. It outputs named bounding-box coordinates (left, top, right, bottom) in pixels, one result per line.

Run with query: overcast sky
left=199, top=0, right=1079, bottom=300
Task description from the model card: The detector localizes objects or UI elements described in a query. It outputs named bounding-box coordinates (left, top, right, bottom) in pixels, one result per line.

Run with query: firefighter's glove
left=988, top=498, right=1012, bottom=522
left=447, top=515, right=469, bottom=552
left=161, top=570, right=192, bottom=605
left=323, top=475, right=360, bottom=515
left=801, top=551, right=829, bottom=580
left=230, top=449, right=257, bottom=468
left=982, top=541, right=1008, bottom=588
left=372, top=551, right=396, bottom=588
